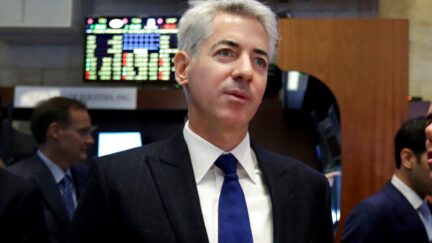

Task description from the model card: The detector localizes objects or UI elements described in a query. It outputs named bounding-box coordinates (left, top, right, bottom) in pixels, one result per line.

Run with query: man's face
left=426, top=119, right=432, bottom=168
left=410, top=151, right=432, bottom=197
left=177, top=13, right=269, bottom=131
left=56, top=109, right=94, bottom=166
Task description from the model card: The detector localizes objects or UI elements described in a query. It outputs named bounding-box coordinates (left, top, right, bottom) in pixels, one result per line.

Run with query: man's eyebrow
left=210, top=39, right=269, bottom=59
left=253, top=48, right=269, bottom=59
left=210, top=39, right=239, bottom=50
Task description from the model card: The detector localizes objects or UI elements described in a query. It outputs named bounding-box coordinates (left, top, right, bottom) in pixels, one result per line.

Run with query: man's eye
left=254, top=57, right=268, bottom=68
left=77, top=128, right=91, bottom=137
left=216, top=49, right=234, bottom=57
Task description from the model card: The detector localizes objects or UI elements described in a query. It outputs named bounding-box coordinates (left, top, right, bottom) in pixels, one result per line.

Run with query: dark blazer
left=6, top=154, right=88, bottom=243
left=0, top=169, right=48, bottom=243
left=70, top=132, right=334, bottom=243
left=342, top=182, right=429, bottom=243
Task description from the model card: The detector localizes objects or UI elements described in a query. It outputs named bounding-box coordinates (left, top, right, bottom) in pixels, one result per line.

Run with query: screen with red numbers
left=84, top=16, right=179, bottom=84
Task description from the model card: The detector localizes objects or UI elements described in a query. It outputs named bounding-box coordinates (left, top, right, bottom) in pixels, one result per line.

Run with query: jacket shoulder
left=254, top=146, right=326, bottom=179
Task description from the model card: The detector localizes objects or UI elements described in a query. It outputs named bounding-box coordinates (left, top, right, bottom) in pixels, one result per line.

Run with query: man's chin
left=219, top=111, right=253, bottom=126
left=72, top=155, right=87, bottom=165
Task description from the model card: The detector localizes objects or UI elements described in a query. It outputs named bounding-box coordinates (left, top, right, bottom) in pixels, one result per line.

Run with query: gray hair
left=178, top=0, right=279, bottom=60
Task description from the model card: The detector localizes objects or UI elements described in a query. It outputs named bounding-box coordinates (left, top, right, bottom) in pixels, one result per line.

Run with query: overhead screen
left=97, top=132, right=143, bottom=157
left=84, top=16, right=179, bottom=83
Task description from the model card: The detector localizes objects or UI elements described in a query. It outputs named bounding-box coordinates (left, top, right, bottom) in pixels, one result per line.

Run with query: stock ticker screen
left=84, top=16, right=179, bottom=83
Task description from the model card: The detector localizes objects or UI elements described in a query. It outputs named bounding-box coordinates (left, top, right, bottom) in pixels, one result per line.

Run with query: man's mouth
left=428, top=151, right=432, bottom=165
left=225, top=89, right=250, bottom=102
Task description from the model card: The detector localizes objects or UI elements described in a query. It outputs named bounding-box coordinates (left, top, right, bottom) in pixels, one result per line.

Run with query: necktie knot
left=215, top=153, right=238, bottom=176
left=419, top=201, right=431, bottom=218
left=60, top=174, right=72, bottom=187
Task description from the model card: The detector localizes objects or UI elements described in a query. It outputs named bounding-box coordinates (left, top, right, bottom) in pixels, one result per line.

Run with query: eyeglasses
left=75, top=126, right=97, bottom=138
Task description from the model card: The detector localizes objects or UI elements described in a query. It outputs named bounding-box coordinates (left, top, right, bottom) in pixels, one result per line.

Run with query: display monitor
left=84, top=16, right=179, bottom=83
left=97, top=131, right=142, bottom=157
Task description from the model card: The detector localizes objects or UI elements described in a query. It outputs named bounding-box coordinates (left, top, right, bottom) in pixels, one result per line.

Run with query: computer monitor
left=84, top=16, right=179, bottom=84
left=97, top=131, right=142, bottom=157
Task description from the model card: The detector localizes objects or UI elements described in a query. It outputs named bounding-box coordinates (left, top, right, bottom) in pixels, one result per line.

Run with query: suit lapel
left=70, top=164, right=89, bottom=198
left=383, top=183, right=429, bottom=242
left=30, top=156, right=71, bottom=229
left=253, top=146, right=303, bottom=243
left=145, top=133, right=209, bottom=243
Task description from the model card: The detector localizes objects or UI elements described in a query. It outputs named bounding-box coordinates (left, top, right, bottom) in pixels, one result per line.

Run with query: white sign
left=14, top=86, right=137, bottom=110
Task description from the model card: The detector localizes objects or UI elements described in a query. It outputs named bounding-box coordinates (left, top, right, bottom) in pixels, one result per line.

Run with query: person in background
left=426, top=112, right=432, bottom=197
left=342, top=116, right=432, bottom=243
left=0, top=169, right=48, bottom=243
left=69, top=1, right=334, bottom=243
left=7, top=96, right=94, bottom=243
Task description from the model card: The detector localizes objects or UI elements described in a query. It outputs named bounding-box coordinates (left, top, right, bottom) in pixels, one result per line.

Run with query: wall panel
left=277, top=19, right=408, bottom=240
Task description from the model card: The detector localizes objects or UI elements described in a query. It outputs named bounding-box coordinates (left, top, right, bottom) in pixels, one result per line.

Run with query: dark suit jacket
left=70, top=132, right=334, bottom=243
left=0, top=169, right=48, bottom=243
left=6, top=154, right=88, bottom=243
left=342, top=182, right=430, bottom=243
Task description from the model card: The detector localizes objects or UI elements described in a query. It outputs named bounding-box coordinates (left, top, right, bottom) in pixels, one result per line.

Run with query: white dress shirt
left=391, top=174, right=432, bottom=241
left=37, top=149, right=77, bottom=208
left=183, top=121, right=273, bottom=243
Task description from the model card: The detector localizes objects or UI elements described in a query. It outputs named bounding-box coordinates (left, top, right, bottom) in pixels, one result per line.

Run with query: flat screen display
left=84, top=16, right=179, bottom=83
left=97, top=132, right=142, bottom=157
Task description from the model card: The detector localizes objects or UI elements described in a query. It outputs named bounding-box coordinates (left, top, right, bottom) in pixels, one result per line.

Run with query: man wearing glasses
left=7, top=96, right=94, bottom=243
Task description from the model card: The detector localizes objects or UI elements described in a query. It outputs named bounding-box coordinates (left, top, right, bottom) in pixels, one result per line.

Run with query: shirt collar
left=391, top=174, right=424, bottom=209
left=37, top=150, right=71, bottom=184
left=183, top=121, right=257, bottom=184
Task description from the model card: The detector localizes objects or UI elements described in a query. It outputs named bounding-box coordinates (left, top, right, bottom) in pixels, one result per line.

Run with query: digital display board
left=84, top=16, right=179, bottom=83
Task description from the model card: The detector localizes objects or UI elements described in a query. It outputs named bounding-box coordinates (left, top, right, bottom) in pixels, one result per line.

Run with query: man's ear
left=174, top=51, right=190, bottom=86
left=46, top=122, right=61, bottom=141
left=400, top=148, right=416, bottom=169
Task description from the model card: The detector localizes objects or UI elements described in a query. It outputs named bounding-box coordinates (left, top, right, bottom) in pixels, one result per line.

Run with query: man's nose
left=426, top=126, right=432, bottom=149
left=87, top=134, right=95, bottom=145
left=231, top=54, right=253, bottom=82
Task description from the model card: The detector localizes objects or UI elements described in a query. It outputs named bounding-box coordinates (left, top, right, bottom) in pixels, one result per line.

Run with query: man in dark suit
left=70, top=1, right=334, bottom=242
left=427, top=112, right=432, bottom=165
left=342, top=116, right=432, bottom=243
left=7, top=97, right=94, bottom=243
left=0, top=169, right=48, bottom=243
left=427, top=112, right=432, bottom=167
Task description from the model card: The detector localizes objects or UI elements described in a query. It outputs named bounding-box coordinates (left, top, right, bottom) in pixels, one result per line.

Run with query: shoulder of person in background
left=0, top=169, right=48, bottom=243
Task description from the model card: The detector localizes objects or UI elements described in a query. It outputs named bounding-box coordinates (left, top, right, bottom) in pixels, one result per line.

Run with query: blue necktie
left=59, top=174, right=75, bottom=219
left=418, top=201, right=432, bottom=241
left=215, top=153, right=253, bottom=243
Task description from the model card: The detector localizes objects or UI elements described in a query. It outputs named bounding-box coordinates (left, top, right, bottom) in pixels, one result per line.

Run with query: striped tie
left=59, top=174, right=75, bottom=219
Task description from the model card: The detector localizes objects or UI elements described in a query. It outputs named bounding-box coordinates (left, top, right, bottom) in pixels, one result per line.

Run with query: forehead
left=67, top=109, right=91, bottom=125
left=204, top=12, right=269, bottom=51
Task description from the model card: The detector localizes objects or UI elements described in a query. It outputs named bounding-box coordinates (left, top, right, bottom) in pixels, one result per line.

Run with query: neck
left=40, top=145, right=70, bottom=171
left=188, top=119, right=248, bottom=152
left=395, top=170, right=426, bottom=199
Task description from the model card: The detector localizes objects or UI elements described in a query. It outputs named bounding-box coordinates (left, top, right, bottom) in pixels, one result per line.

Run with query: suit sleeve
left=0, top=172, right=48, bottom=243
left=341, top=202, right=384, bottom=243
left=14, top=184, right=48, bottom=243
left=312, top=175, right=335, bottom=243
left=69, top=160, right=117, bottom=243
